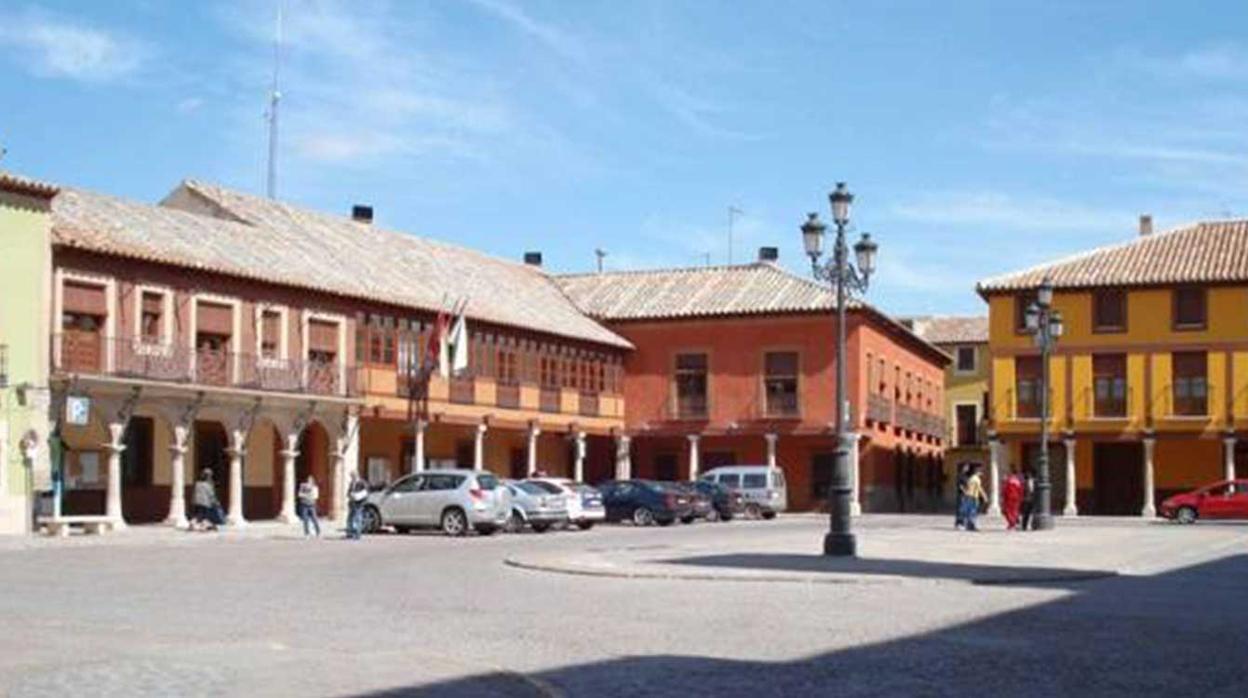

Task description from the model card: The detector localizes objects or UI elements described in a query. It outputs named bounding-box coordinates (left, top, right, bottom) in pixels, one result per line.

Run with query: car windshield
left=528, top=481, right=565, bottom=494
left=475, top=474, right=500, bottom=490
left=516, top=482, right=547, bottom=495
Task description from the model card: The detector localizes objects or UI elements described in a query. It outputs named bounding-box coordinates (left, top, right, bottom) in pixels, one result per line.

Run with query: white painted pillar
left=764, top=433, right=778, bottom=468
left=333, top=412, right=359, bottom=523
left=165, top=424, right=190, bottom=528
left=1223, top=436, right=1236, bottom=483
left=687, top=434, right=701, bottom=481
left=1142, top=437, right=1157, bottom=517
left=105, top=422, right=127, bottom=530
left=526, top=425, right=541, bottom=476
left=226, top=428, right=247, bottom=527
left=848, top=435, right=862, bottom=517
left=615, top=435, right=631, bottom=480
left=987, top=438, right=1002, bottom=516
left=0, top=419, right=8, bottom=498
left=474, top=423, right=487, bottom=471
left=278, top=431, right=299, bottom=524
left=1063, top=437, right=1078, bottom=516
left=412, top=420, right=427, bottom=474
left=574, top=431, right=586, bottom=482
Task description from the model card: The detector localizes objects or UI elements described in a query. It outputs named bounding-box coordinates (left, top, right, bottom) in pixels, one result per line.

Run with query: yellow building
left=978, top=216, right=1248, bottom=516
left=907, top=316, right=990, bottom=510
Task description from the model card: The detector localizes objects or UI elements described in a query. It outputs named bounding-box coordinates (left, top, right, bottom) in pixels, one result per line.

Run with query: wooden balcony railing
left=449, top=376, right=475, bottom=405
left=866, top=393, right=892, bottom=424
left=673, top=395, right=708, bottom=420
left=496, top=381, right=521, bottom=409
left=53, top=334, right=358, bottom=397
left=763, top=392, right=799, bottom=418
left=539, top=387, right=561, bottom=413
left=578, top=391, right=600, bottom=417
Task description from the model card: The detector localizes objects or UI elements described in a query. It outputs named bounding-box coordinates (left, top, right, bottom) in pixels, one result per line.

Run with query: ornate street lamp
left=1023, top=276, right=1063, bottom=530
left=801, top=182, right=878, bottom=557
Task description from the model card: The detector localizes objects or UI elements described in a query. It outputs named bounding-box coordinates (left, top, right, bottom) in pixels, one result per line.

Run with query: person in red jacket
left=1003, top=470, right=1024, bottom=530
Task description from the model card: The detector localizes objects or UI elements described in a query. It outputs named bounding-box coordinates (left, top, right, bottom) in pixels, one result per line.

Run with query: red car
left=1159, top=479, right=1248, bottom=523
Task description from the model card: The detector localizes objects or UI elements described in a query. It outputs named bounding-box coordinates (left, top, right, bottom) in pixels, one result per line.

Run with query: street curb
left=505, top=555, right=1116, bottom=586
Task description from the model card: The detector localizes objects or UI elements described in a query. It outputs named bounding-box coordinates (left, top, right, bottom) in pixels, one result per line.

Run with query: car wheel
left=1176, top=506, right=1198, bottom=524
left=680, top=516, right=696, bottom=524
left=632, top=507, right=655, bottom=526
left=360, top=505, right=382, bottom=534
left=506, top=511, right=525, bottom=533
left=441, top=508, right=469, bottom=536
left=532, top=522, right=551, bottom=533
left=577, top=521, right=594, bottom=531
left=744, top=504, right=761, bottom=519
left=761, top=510, right=777, bottom=520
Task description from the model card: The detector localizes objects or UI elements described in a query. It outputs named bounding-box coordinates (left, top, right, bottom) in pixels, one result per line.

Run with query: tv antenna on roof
left=265, top=1, right=284, bottom=199
left=594, top=248, right=607, bottom=273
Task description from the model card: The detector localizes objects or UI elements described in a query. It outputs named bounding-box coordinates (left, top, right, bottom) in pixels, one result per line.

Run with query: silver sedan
left=502, top=480, right=569, bottom=533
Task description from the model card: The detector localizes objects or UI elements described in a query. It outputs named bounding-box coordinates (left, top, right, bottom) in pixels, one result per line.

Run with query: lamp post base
left=823, top=531, right=857, bottom=557
left=1032, top=513, right=1055, bottom=531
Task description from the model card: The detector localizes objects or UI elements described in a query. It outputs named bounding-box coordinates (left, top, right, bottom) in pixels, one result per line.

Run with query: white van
left=699, top=466, right=788, bottom=518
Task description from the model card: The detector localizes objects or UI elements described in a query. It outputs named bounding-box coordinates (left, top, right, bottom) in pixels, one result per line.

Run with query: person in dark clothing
left=1020, top=471, right=1037, bottom=531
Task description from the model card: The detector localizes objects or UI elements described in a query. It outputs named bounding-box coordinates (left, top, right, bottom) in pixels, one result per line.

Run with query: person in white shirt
left=346, top=471, right=370, bottom=540
left=296, top=475, right=321, bottom=537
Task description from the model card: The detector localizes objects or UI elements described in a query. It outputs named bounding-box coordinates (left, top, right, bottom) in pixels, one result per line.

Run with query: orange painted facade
left=606, top=310, right=949, bottom=511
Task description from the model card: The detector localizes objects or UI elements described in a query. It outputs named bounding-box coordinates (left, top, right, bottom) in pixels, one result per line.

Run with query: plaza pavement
left=0, top=514, right=1244, bottom=697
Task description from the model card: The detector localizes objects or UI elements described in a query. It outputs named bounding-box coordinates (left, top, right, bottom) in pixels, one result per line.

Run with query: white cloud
left=465, top=0, right=586, bottom=63
left=176, top=97, right=204, bottom=114
left=1119, top=44, right=1248, bottom=81
left=892, top=191, right=1131, bottom=232
left=0, top=10, right=147, bottom=83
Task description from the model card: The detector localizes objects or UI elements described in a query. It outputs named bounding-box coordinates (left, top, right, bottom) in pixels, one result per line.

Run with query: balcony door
left=62, top=280, right=108, bottom=373
left=196, top=301, right=233, bottom=386
left=955, top=404, right=978, bottom=446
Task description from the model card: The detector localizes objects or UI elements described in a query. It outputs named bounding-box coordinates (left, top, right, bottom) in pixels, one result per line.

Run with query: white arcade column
left=1224, top=436, right=1237, bottom=483
left=573, top=431, right=586, bottom=482
left=278, top=431, right=300, bottom=524
left=226, top=428, right=247, bottom=528
left=1142, top=437, right=1157, bottom=517
left=615, top=435, right=632, bottom=480
left=687, top=434, right=701, bottom=481
left=987, top=437, right=1002, bottom=516
left=412, top=420, right=427, bottom=474
left=104, top=421, right=128, bottom=530
left=1062, top=437, right=1078, bottom=517
left=848, top=434, right=862, bottom=517
left=474, top=423, right=487, bottom=471
left=165, top=424, right=190, bottom=528
left=526, top=424, right=541, bottom=476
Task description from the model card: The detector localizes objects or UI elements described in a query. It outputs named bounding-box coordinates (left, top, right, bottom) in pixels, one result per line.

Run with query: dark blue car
left=598, top=480, right=692, bottom=526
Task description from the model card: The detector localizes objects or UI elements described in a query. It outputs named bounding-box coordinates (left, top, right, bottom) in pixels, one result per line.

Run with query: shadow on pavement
left=654, top=553, right=1113, bottom=585
left=350, top=554, right=1248, bottom=697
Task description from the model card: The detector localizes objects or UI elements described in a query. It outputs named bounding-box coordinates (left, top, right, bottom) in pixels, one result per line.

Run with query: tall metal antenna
left=265, top=1, right=284, bottom=200
left=728, top=206, right=744, bottom=264
left=594, top=248, right=607, bottom=273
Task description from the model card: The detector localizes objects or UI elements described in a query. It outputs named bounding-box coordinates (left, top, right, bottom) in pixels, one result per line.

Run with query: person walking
left=1020, top=471, right=1037, bottom=531
left=1003, top=470, right=1024, bottom=530
left=191, top=468, right=223, bottom=532
left=297, top=474, right=321, bottom=538
left=954, top=464, right=969, bottom=529
left=346, top=471, right=370, bottom=540
left=960, top=465, right=988, bottom=532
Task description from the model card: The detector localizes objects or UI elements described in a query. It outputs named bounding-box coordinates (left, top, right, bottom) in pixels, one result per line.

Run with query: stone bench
left=39, top=516, right=116, bottom=537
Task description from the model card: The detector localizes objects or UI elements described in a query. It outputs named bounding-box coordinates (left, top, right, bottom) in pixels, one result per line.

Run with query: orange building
left=979, top=216, right=1248, bottom=516
left=557, top=257, right=950, bottom=511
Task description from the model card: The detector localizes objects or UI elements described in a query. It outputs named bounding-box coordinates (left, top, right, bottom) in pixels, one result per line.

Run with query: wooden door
left=1093, top=442, right=1143, bottom=515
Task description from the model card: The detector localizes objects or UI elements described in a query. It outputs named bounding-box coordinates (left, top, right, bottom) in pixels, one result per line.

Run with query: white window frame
left=55, top=269, right=117, bottom=372
left=189, top=293, right=242, bottom=383
left=132, top=284, right=175, bottom=355
left=254, top=304, right=290, bottom=367
left=302, top=311, right=347, bottom=395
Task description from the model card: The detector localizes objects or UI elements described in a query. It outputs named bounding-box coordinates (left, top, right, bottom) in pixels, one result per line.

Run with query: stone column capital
left=687, top=433, right=701, bottom=444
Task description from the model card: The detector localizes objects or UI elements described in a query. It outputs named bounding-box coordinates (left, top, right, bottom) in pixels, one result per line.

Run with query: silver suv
left=360, top=469, right=511, bottom=536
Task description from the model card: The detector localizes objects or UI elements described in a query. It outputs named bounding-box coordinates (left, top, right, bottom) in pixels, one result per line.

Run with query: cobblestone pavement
left=0, top=515, right=1245, bottom=697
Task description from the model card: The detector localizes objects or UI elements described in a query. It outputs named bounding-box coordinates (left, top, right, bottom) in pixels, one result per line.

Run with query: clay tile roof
left=902, top=315, right=989, bottom=345
left=50, top=182, right=631, bottom=349
left=0, top=170, right=59, bottom=198
left=557, top=263, right=951, bottom=365
left=555, top=262, right=846, bottom=320
left=977, top=220, right=1248, bottom=294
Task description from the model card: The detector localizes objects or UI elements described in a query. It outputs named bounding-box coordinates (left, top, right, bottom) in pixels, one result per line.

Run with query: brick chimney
left=758, top=246, right=779, bottom=262
left=1139, top=214, right=1153, bottom=237
left=351, top=205, right=374, bottom=224
left=523, top=251, right=543, bottom=267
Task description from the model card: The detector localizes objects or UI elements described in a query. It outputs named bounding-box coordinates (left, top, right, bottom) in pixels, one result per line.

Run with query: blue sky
left=4, top=1, right=1248, bottom=316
